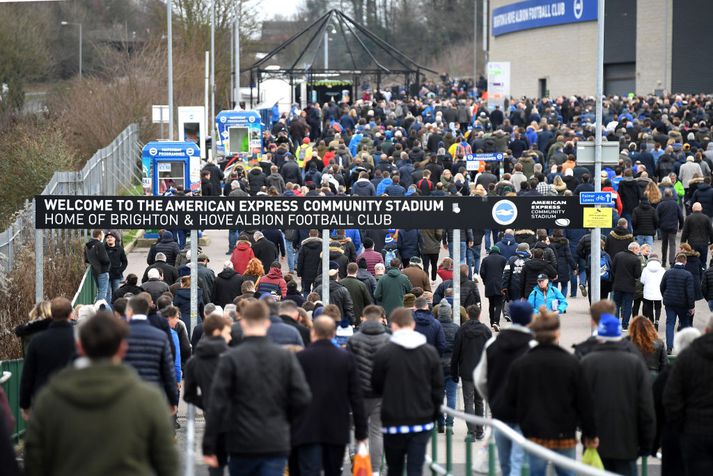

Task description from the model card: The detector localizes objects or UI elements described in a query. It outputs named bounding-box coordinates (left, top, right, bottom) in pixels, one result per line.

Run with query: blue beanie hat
left=597, top=314, right=622, bottom=340
left=509, top=300, right=533, bottom=326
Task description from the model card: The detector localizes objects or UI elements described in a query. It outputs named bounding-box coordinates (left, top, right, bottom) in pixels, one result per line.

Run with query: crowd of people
left=4, top=89, right=713, bottom=476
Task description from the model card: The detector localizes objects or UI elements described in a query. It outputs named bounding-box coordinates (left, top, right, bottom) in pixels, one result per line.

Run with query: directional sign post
left=579, top=191, right=613, bottom=206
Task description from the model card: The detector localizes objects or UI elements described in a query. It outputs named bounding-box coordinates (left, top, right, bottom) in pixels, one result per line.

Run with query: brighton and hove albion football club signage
left=492, top=0, right=597, bottom=37
left=35, top=196, right=584, bottom=230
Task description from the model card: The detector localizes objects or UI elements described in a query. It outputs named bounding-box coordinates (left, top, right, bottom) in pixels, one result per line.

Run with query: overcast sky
left=257, top=0, right=300, bottom=21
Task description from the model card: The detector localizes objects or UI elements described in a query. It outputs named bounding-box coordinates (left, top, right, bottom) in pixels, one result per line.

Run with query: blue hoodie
left=376, top=177, right=393, bottom=196
left=413, top=309, right=446, bottom=355
left=495, top=234, right=518, bottom=259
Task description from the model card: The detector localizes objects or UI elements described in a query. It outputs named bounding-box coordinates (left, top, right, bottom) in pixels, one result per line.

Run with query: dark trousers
left=301, top=279, right=314, bottom=297
left=691, top=242, right=709, bottom=267
left=487, top=296, right=503, bottom=326
left=613, top=291, right=634, bottom=327
left=661, top=231, right=677, bottom=266
left=289, top=443, right=345, bottom=476
left=642, top=299, right=662, bottom=323
left=422, top=253, right=439, bottom=281
left=682, top=433, right=713, bottom=476
left=228, top=455, right=286, bottom=476
left=384, top=431, right=431, bottom=476
left=600, top=458, right=636, bottom=476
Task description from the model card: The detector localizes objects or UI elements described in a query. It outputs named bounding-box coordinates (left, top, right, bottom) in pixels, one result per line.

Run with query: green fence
left=72, top=266, right=97, bottom=306
left=1, top=359, right=26, bottom=441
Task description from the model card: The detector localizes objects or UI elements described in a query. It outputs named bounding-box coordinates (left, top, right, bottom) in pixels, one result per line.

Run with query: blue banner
left=215, top=110, right=263, bottom=158
left=492, top=0, right=597, bottom=37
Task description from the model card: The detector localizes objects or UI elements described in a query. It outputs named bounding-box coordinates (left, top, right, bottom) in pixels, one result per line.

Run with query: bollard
left=465, top=433, right=473, bottom=476
left=488, top=434, right=497, bottom=476
left=431, top=428, right=438, bottom=476
left=446, top=427, right=453, bottom=474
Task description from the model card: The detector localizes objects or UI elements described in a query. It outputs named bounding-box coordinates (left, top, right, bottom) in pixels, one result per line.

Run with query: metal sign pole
left=453, top=229, right=461, bottom=323
left=167, top=0, right=174, bottom=141
left=210, top=0, right=216, bottom=161
left=590, top=0, right=605, bottom=303
left=34, top=199, right=43, bottom=303
left=184, top=403, right=195, bottom=476
left=190, top=230, right=198, bottom=334
left=322, top=230, right=330, bottom=304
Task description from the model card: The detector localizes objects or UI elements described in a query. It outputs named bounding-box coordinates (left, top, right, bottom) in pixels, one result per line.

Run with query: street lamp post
left=60, top=21, right=82, bottom=80
left=166, top=0, right=174, bottom=140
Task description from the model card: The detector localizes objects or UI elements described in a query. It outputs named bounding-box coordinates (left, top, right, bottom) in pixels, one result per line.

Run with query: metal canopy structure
left=246, top=9, right=437, bottom=106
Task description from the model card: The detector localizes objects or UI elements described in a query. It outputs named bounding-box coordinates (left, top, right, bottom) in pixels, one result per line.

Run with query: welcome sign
left=36, top=196, right=584, bottom=230
left=492, top=0, right=597, bottom=37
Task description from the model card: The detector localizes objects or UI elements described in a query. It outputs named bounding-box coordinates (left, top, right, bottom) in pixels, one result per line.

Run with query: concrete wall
left=636, top=0, right=671, bottom=94
left=488, top=0, right=597, bottom=98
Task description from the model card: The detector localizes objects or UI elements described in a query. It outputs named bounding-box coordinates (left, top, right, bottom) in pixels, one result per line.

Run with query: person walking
left=347, top=305, right=391, bottom=474
left=374, top=258, right=413, bottom=317
left=581, top=314, right=656, bottom=476
left=24, top=313, right=178, bottom=476
left=213, top=261, right=245, bottom=307
left=611, top=242, right=642, bottom=330
left=123, top=295, right=178, bottom=413
left=656, top=189, right=684, bottom=267
left=419, top=229, right=443, bottom=280
left=105, top=231, right=128, bottom=298
left=340, top=263, right=373, bottom=322
left=203, top=301, right=312, bottom=476
left=604, top=218, right=634, bottom=260
left=627, top=316, right=667, bottom=377
left=681, top=202, right=713, bottom=265
left=632, top=199, right=658, bottom=247
left=413, top=297, right=446, bottom=355
left=475, top=300, right=534, bottom=476
left=640, top=254, right=665, bottom=329
left=479, top=246, right=507, bottom=332
left=296, top=230, right=323, bottom=295
left=663, top=316, right=713, bottom=476
left=371, top=307, right=444, bottom=476
left=19, top=297, right=76, bottom=418
left=252, top=231, right=279, bottom=275
left=505, top=311, right=598, bottom=476
left=85, top=229, right=111, bottom=303
left=401, top=257, right=431, bottom=292
left=231, top=234, right=255, bottom=275
left=435, top=301, right=459, bottom=433
left=660, top=253, right=696, bottom=353
left=450, top=305, right=491, bottom=439
left=290, top=317, right=367, bottom=476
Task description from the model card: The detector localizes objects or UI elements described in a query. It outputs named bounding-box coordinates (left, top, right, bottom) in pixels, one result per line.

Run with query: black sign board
left=35, top=195, right=584, bottom=230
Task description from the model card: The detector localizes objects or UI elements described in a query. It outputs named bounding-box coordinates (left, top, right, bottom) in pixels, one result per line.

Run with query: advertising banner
left=492, top=0, right=597, bottom=37
left=36, top=196, right=584, bottom=230
left=487, top=62, right=511, bottom=110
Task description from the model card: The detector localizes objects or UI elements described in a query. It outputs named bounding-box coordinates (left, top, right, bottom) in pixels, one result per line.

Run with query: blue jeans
left=228, top=229, right=239, bottom=253
left=613, top=291, right=634, bottom=327
left=110, top=278, right=122, bottom=302
left=228, top=455, right=287, bottom=476
left=557, top=280, right=569, bottom=298
left=173, top=230, right=187, bottom=249
left=284, top=235, right=296, bottom=273
left=95, top=272, right=110, bottom=303
left=636, top=235, right=654, bottom=247
left=665, top=306, right=691, bottom=351
left=468, top=244, right=481, bottom=276
left=528, top=447, right=576, bottom=476
left=708, top=300, right=713, bottom=313
left=448, top=241, right=467, bottom=265
left=437, top=377, right=458, bottom=427
left=494, top=423, right=525, bottom=476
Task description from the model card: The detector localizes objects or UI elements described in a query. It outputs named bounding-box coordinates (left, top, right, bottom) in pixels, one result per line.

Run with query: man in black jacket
left=656, top=189, right=684, bottom=267
left=520, top=248, right=557, bottom=299
left=203, top=301, right=311, bottom=474
left=279, top=300, right=311, bottom=345
left=371, top=307, right=443, bottom=476
left=475, top=300, right=533, bottom=476
left=347, top=305, right=390, bottom=472
left=85, top=229, right=111, bottom=303
left=660, top=253, right=696, bottom=352
left=19, top=297, right=76, bottom=417
left=663, top=316, right=713, bottom=476
left=632, top=199, right=658, bottom=247
left=290, top=317, right=367, bottom=476
left=212, top=261, right=244, bottom=307
left=681, top=202, right=713, bottom=265
left=611, top=242, right=642, bottom=330
left=581, top=314, right=655, bottom=476
left=450, top=305, right=491, bottom=439
left=105, top=231, right=128, bottom=299
left=141, top=252, right=179, bottom=286
left=479, top=246, right=507, bottom=331
left=183, top=314, right=231, bottom=476
left=252, top=231, right=278, bottom=274
left=296, top=231, right=323, bottom=294
left=506, top=312, right=598, bottom=473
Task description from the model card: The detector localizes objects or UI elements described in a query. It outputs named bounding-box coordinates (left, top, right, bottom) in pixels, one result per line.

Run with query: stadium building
left=486, top=0, right=713, bottom=97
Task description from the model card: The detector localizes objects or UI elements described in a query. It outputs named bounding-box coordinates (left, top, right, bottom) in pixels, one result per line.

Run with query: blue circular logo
left=573, top=0, right=584, bottom=19
left=219, top=115, right=227, bottom=123
left=148, top=147, right=158, bottom=156
left=492, top=200, right=518, bottom=226
left=186, top=148, right=195, bottom=156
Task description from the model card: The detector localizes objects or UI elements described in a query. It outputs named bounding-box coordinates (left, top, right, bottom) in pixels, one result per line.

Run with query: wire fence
left=0, top=124, right=142, bottom=275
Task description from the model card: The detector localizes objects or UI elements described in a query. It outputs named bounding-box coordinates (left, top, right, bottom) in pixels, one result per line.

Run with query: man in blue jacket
left=660, top=253, right=696, bottom=352
left=527, top=274, right=568, bottom=315
left=413, top=297, right=446, bottom=355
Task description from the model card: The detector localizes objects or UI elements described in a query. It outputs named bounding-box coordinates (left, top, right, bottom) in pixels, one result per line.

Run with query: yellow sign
left=583, top=207, right=613, bottom=228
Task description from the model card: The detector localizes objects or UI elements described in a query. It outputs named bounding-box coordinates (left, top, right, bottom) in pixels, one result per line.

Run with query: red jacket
left=257, top=267, right=287, bottom=298
left=231, top=241, right=254, bottom=274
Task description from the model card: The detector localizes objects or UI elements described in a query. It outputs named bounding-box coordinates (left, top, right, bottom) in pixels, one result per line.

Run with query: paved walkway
left=126, top=229, right=688, bottom=475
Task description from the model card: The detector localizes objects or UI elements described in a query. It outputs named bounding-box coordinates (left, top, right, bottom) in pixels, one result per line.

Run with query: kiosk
left=178, top=106, right=206, bottom=159
left=215, top=110, right=263, bottom=161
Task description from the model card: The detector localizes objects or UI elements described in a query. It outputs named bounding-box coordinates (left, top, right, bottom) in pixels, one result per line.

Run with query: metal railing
left=0, top=124, right=142, bottom=274
left=428, top=406, right=620, bottom=476
left=0, top=359, right=26, bottom=442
